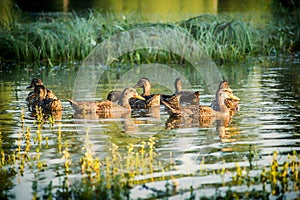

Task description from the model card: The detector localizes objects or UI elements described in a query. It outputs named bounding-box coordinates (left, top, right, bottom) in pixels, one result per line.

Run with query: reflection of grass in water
left=0, top=111, right=299, bottom=199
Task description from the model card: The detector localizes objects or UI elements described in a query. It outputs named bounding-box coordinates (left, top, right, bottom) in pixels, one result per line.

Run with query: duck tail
left=162, top=101, right=181, bottom=116
left=68, top=99, right=82, bottom=112
left=68, top=99, right=76, bottom=105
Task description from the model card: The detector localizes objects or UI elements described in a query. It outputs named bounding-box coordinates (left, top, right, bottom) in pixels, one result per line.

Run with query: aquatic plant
left=0, top=113, right=299, bottom=199
left=179, top=14, right=258, bottom=62
left=0, top=3, right=299, bottom=66
left=0, top=10, right=99, bottom=65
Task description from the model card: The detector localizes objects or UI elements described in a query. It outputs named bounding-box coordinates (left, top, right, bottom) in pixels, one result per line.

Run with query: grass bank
left=0, top=2, right=299, bottom=67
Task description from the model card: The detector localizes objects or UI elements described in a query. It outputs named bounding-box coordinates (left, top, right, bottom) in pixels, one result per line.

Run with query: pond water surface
left=0, top=57, right=299, bottom=199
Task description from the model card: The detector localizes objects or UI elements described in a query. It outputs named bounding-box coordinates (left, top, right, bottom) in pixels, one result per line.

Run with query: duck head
left=34, top=85, right=47, bottom=102
left=27, top=78, right=43, bottom=89
left=133, top=77, right=151, bottom=96
left=174, top=78, right=182, bottom=93
left=218, top=80, right=233, bottom=93
left=217, top=88, right=240, bottom=113
left=118, top=87, right=145, bottom=103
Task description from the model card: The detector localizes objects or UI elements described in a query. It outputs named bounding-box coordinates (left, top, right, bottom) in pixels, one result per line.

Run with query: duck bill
left=227, top=92, right=240, bottom=101
left=133, top=94, right=145, bottom=101
left=26, top=85, right=33, bottom=89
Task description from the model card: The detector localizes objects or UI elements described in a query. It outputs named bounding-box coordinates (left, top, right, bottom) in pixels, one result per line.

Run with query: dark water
left=0, top=57, right=299, bottom=199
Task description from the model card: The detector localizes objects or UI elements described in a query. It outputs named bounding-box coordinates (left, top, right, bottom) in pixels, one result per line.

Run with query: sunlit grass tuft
left=0, top=4, right=299, bottom=66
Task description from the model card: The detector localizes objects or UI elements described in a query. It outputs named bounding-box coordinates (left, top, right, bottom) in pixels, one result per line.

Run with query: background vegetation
left=0, top=0, right=299, bottom=67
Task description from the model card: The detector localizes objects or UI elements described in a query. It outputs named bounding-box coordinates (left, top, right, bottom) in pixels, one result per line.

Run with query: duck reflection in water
left=73, top=111, right=138, bottom=133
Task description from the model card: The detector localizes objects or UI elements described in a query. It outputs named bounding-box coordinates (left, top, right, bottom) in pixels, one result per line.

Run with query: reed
left=179, top=14, right=258, bottom=61
left=0, top=4, right=299, bottom=66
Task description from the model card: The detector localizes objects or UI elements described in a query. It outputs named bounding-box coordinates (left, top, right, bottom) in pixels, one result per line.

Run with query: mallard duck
left=33, top=85, right=63, bottom=112
left=26, top=78, right=58, bottom=99
left=26, top=78, right=58, bottom=111
left=106, top=77, right=153, bottom=102
left=107, top=77, right=161, bottom=109
left=162, top=87, right=240, bottom=117
left=106, top=90, right=122, bottom=102
left=130, top=94, right=161, bottom=109
left=130, top=77, right=162, bottom=108
left=69, top=87, right=145, bottom=118
left=174, top=78, right=200, bottom=104
left=210, top=80, right=240, bottom=114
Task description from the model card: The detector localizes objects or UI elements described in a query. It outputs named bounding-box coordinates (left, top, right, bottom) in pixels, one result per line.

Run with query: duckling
left=174, top=78, right=200, bottom=104
left=68, top=87, right=145, bottom=118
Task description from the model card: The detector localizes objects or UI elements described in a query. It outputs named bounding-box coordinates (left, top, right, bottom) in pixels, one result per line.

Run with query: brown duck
left=162, top=87, right=240, bottom=117
left=69, top=87, right=145, bottom=118
left=130, top=77, right=161, bottom=108
left=107, top=77, right=161, bottom=109
left=174, top=77, right=200, bottom=104
left=210, top=80, right=240, bottom=115
left=33, top=85, right=63, bottom=112
left=26, top=78, right=58, bottom=99
left=26, top=78, right=61, bottom=112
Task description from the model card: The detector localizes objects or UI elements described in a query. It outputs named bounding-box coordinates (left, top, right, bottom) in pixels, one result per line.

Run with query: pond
left=0, top=56, right=299, bottom=199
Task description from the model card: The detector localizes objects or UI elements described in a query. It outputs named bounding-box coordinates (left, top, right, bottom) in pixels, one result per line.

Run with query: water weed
left=0, top=110, right=299, bottom=199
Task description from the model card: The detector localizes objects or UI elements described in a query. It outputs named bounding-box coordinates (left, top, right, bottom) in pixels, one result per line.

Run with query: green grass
left=0, top=2, right=299, bottom=67
left=179, top=14, right=259, bottom=61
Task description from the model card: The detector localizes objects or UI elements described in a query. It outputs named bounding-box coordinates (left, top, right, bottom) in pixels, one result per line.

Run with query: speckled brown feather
left=69, top=87, right=145, bottom=118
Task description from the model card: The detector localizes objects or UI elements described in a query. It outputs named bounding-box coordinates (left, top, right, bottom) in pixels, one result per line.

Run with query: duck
left=174, top=78, right=200, bottom=104
left=130, top=77, right=162, bottom=108
left=107, top=77, right=161, bottom=109
left=33, top=85, right=63, bottom=112
left=162, top=86, right=240, bottom=117
left=131, top=77, right=196, bottom=108
left=106, top=90, right=122, bottom=102
left=26, top=78, right=58, bottom=99
left=26, top=78, right=43, bottom=111
left=68, top=87, right=145, bottom=118
left=25, top=78, right=62, bottom=111
left=130, top=93, right=161, bottom=109
left=210, top=80, right=240, bottom=114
